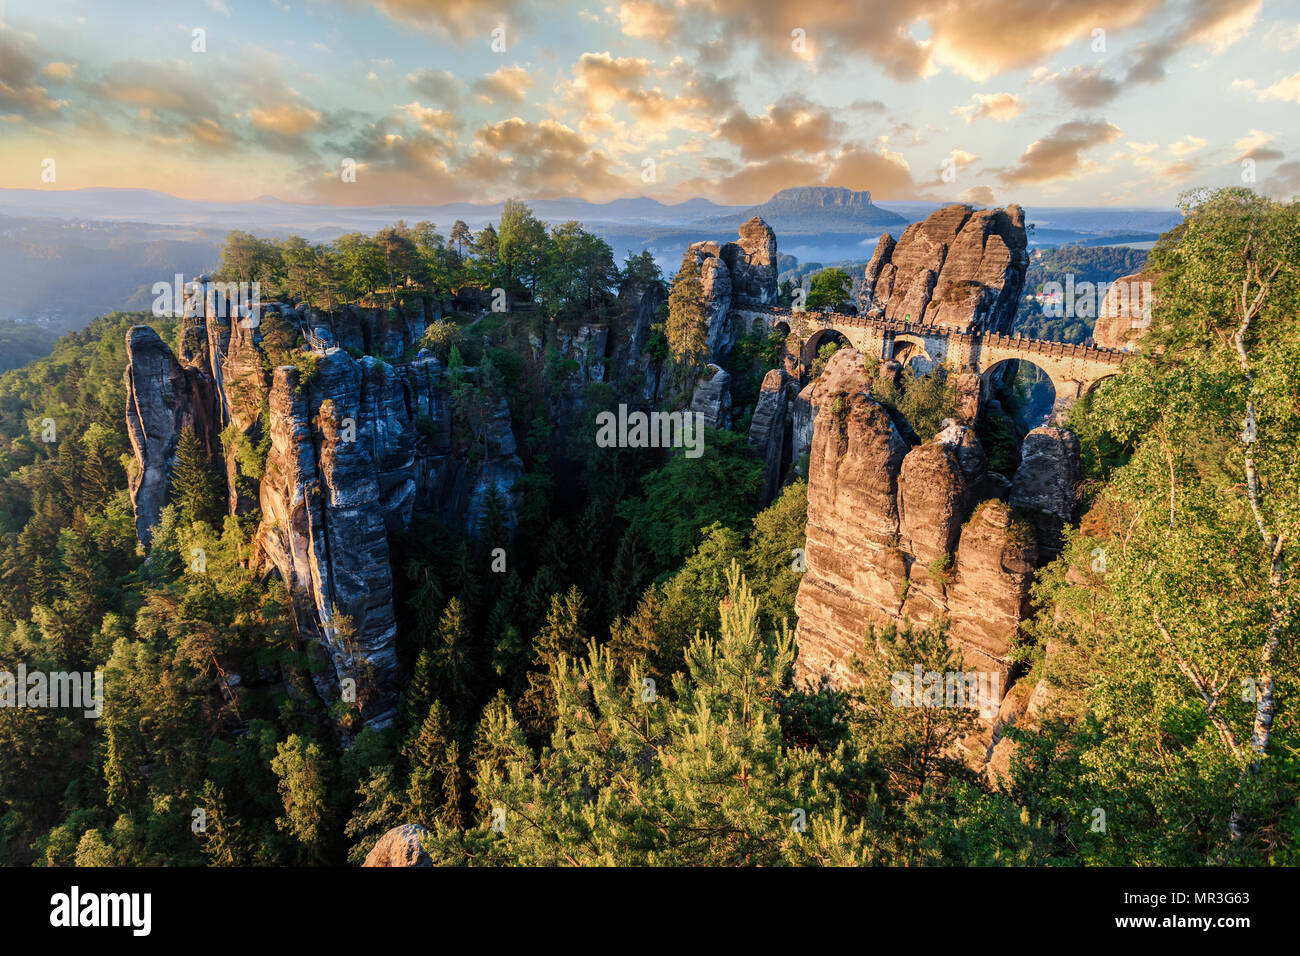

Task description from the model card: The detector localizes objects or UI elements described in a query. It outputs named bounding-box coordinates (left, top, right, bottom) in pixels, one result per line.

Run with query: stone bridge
left=737, top=304, right=1126, bottom=416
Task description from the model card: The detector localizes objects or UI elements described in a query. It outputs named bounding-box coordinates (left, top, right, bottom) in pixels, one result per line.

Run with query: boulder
left=363, top=824, right=432, bottom=867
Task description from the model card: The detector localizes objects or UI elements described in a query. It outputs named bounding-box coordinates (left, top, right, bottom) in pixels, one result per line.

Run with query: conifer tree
left=666, top=251, right=709, bottom=373
left=170, top=425, right=222, bottom=527
left=406, top=700, right=464, bottom=830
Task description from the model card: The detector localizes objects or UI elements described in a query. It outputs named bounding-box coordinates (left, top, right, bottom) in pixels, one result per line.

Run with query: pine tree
left=666, top=251, right=709, bottom=373
left=170, top=425, right=222, bottom=527
left=405, top=700, right=464, bottom=830
left=433, top=597, right=475, bottom=720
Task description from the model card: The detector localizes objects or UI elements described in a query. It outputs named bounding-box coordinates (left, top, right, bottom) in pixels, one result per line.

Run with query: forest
left=0, top=188, right=1295, bottom=866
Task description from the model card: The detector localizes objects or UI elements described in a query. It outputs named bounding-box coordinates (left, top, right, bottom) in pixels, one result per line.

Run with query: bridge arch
left=802, top=327, right=849, bottom=376
left=982, top=357, right=1058, bottom=428
left=1082, top=371, right=1120, bottom=398
left=890, top=334, right=936, bottom=375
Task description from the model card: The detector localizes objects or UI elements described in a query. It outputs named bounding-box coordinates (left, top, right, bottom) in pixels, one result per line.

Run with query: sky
left=0, top=0, right=1297, bottom=207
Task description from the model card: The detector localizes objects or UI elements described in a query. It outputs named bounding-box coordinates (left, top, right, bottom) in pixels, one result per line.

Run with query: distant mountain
left=702, top=186, right=907, bottom=233
left=0, top=188, right=738, bottom=235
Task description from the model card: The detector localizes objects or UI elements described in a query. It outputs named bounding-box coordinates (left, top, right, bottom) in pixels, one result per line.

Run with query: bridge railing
left=756, top=305, right=1125, bottom=365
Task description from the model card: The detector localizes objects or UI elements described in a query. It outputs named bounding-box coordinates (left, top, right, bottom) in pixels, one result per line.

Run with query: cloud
left=407, top=68, right=463, bottom=107
left=953, top=92, right=1023, bottom=123
left=1126, top=0, right=1262, bottom=85
left=1263, top=160, right=1300, bottom=199
left=249, top=103, right=323, bottom=136
left=469, top=117, right=627, bottom=196
left=1234, top=129, right=1282, bottom=161
left=1258, top=72, right=1300, bottom=103
left=961, top=185, right=996, bottom=205
left=1168, top=135, right=1207, bottom=156
left=0, top=26, right=65, bottom=116
left=1048, top=65, right=1124, bottom=108
left=995, top=119, right=1123, bottom=185
left=399, top=102, right=460, bottom=132
left=473, top=65, right=534, bottom=104
left=351, top=0, right=532, bottom=38
left=824, top=143, right=915, bottom=198
left=42, top=62, right=78, bottom=81
left=717, top=95, right=839, bottom=160
left=615, top=0, right=679, bottom=41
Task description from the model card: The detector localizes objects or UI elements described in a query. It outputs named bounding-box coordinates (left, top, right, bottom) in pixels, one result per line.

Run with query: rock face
left=1009, top=426, right=1081, bottom=560
left=689, top=366, right=733, bottom=429
left=123, top=325, right=219, bottom=543
left=794, top=350, right=1059, bottom=706
left=688, top=217, right=779, bottom=362
left=363, top=824, right=432, bottom=867
left=613, top=279, right=668, bottom=404
left=1094, top=270, right=1155, bottom=350
left=747, top=369, right=794, bottom=504
left=858, top=204, right=1028, bottom=333
left=124, top=285, right=524, bottom=730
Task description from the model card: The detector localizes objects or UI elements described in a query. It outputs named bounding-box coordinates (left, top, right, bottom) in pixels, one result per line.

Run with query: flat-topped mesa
left=859, top=203, right=1028, bottom=334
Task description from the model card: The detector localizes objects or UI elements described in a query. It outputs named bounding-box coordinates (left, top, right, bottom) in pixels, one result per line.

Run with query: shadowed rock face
left=123, top=325, right=218, bottom=544
left=1009, top=426, right=1081, bottom=561
left=858, top=203, right=1028, bottom=333
left=794, top=350, right=1058, bottom=715
left=748, top=369, right=794, bottom=504
left=124, top=290, right=524, bottom=730
left=689, top=366, right=732, bottom=429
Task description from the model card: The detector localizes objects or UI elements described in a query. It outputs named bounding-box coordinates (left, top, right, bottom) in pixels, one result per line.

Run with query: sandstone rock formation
left=124, top=325, right=219, bottom=543
left=125, top=284, right=525, bottom=730
left=1094, top=270, right=1155, bottom=351
left=1009, top=426, right=1081, bottom=560
left=689, top=366, right=732, bottom=430
left=363, top=824, right=432, bottom=867
left=747, top=368, right=794, bottom=504
left=794, top=350, right=1061, bottom=711
left=687, top=217, right=779, bottom=362
left=859, top=204, right=1028, bottom=333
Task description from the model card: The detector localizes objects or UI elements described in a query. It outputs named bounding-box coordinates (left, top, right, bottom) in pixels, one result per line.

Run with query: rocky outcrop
left=688, top=217, right=779, bottom=362
left=1094, top=271, right=1155, bottom=351
left=125, top=287, right=523, bottom=731
left=689, top=366, right=732, bottom=430
left=612, top=279, right=667, bottom=404
left=1009, top=426, right=1081, bottom=561
left=794, top=350, right=1064, bottom=715
left=124, top=325, right=219, bottom=543
left=748, top=369, right=794, bottom=504
left=723, top=217, right=778, bottom=306
left=363, top=824, right=432, bottom=867
left=858, top=204, right=1028, bottom=333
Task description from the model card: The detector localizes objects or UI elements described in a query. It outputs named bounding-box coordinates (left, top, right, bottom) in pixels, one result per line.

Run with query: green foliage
left=618, top=427, right=763, bottom=572
left=666, top=252, right=708, bottom=373
left=806, top=267, right=854, bottom=311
